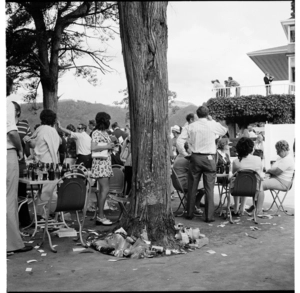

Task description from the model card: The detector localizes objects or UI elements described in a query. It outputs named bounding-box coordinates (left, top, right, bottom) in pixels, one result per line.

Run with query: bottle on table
left=55, top=163, right=60, bottom=180
left=28, top=163, right=33, bottom=180
left=48, top=163, right=55, bottom=180
left=61, top=164, right=67, bottom=178
left=33, top=163, right=38, bottom=181
left=42, top=164, right=48, bottom=180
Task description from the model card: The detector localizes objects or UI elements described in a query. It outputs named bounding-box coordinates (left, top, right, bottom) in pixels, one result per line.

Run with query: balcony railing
left=212, top=83, right=295, bottom=98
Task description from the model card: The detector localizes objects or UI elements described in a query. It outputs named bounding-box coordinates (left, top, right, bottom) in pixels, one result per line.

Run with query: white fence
left=212, top=83, right=295, bottom=98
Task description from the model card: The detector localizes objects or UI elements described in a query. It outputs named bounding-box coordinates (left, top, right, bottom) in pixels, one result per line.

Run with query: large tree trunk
left=118, top=2, right=177, bottom=247
left=40, top=75, right=58, bottom=111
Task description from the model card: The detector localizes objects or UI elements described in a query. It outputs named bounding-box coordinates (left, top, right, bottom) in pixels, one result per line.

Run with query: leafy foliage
left=206, top=94, right=295, bottom=127
left=6, top=2, right=118, bottom=108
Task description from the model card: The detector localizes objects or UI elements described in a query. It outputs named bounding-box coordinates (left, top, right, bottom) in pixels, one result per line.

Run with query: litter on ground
left=27, top=260, right=37, bottom=263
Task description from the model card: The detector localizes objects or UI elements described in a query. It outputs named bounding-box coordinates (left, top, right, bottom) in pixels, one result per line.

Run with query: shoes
left=96, top=217, right=113, bottom=226
left=205, top=219, right=215, bottom=223
left=246, top=205, right=255, bottom=213
left=185, top=215, right=194, bottom=220
left=7, top=245, right=33, bottom=254
left=193, top=207, right=203, bottom=217
left=231, top=211, right=241, bottom=217
left=20, top=231, right=31, bottom=237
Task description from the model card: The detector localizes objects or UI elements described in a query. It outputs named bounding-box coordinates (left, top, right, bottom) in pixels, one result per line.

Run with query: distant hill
left=19, top=99, right=197, bottom=131
left=21, top=100, right=128, bottom=130
left=169, top=104, right=198, bottom=127
left=173, top=100, right=195, bottom=108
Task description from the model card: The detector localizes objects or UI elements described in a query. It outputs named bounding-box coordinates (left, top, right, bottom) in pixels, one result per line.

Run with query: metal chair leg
left=76, top=211, right=87, bottom=248
left=173, top=191, right=186, bottom=217
left=253, top=198, right=258, bottom=224
left=43, top=205, right=57, bottom=253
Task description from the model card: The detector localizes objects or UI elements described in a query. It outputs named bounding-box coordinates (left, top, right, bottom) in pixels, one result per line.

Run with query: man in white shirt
left=58, top=122, right=92, bottom=168
left=177, top=106, right=228, bottom=222
left=6, top=77, right=32, bottom=253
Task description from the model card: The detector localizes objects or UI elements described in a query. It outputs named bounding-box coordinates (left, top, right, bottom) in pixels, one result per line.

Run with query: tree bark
left=118, top=2, right=177, bottom=247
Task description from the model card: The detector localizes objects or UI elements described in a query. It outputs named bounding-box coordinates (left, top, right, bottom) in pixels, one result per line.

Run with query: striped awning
left=247, top=45, right=289, bottom=81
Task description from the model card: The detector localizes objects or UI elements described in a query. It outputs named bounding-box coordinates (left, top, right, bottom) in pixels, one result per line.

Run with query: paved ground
left=6, top=185, right=295, bottom=291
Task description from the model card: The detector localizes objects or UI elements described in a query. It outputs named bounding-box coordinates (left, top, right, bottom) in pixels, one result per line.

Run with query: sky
left=6, top=1, right=293, bottom=107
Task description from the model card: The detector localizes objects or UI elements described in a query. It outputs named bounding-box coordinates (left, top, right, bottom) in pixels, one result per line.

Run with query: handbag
left=92, top=143, right=108, bottom=159
left=120, top=146, right=129, bottom=161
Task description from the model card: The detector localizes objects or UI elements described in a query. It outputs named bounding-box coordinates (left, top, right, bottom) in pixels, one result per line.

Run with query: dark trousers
left=124, top=166, right=132, bottom=195
left=76, top=154, right=92, bottom=169
left=18, top=163, right=31, bottom=227
left=187, top=154, right=216, bottom=220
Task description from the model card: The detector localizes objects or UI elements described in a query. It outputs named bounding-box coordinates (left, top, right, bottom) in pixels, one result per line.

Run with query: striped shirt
left=177, top=118, right=227, bottom=156
left=17, top=119, right=32, bottom=163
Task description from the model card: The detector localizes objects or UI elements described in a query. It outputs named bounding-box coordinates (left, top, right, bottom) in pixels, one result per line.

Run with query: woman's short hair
left=40, top=109, right=57, bottom=126
left=275, top=140, right=289, bottom=152
left=186, top=113, right=195, bottom=123
left=66, top=124, right=76, bottom=132
left=95, top=112, right=111, bottom=131
left=217, top=137, right=229, bottom=150
left=236, top=137, right=254, bottom=161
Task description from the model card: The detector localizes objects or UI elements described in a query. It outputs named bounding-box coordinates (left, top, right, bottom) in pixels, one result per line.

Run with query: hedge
left=206, top=94, right=295, bottom=126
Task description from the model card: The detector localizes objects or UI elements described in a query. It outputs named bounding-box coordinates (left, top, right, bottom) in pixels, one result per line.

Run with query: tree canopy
left=6, top=1, right=118, bottom=111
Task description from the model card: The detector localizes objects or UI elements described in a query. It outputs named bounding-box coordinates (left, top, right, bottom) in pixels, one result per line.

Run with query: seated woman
left=216, top=137, right=232, bottom=186
left=231, top=137, right=263, bottom=216
left=259, top=140, right=295, bottom=210
left=247, top=140, right=295, bottom=215
left=253, top=133, right=264, bottom=161
left=173, top=142, right=205, bottom=216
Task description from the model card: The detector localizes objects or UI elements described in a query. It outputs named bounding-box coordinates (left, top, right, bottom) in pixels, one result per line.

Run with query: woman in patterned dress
left=91, top=112, right=115, bottom=225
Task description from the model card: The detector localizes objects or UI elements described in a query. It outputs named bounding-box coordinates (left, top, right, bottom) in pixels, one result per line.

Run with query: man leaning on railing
left=228, top=77, right=240, bottom=97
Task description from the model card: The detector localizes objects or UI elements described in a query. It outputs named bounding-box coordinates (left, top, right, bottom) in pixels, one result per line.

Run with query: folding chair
left=263, top=172, right=295, bottom=216
left=41, top=173, right=91, bottom=252
left=70, top=163, right=88, bottom=177
left=171, top=168, right=187, bottom=217
left=230, top=169, right=262, bottom=224
left=94, top=165, right=130, bottom=223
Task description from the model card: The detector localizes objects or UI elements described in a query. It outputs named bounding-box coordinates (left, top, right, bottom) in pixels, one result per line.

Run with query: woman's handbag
left=120, top=146, right=129, bottom=161
left=92, top=143, right=108, bottom=159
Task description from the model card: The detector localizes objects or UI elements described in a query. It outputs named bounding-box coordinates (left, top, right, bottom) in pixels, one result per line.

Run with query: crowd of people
left=6, top=77, right=134, bottom=254
left=171, top=106, right=295, bottom=222
left=211, top=76, right=240, bottom=98
left=6, top=74, right=294, bottom=254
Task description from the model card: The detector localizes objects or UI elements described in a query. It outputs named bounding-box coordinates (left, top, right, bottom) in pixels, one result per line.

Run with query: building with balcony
left=212, top=15, right=295, bottom=98
left=247, top=16, right=295, bottom=92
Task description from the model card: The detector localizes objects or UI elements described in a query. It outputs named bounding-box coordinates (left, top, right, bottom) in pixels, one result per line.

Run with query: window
left=290, top=25, right=295, bottom=43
